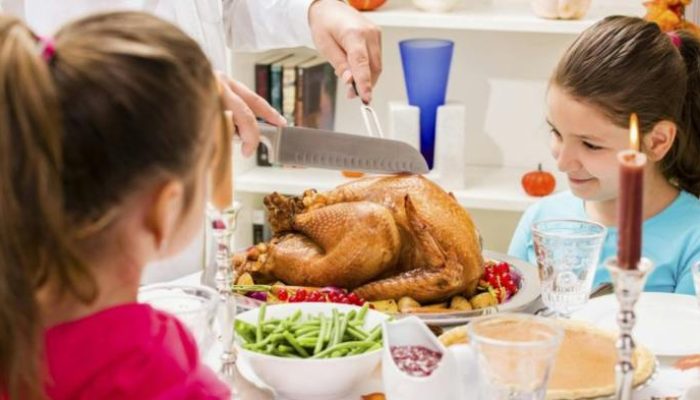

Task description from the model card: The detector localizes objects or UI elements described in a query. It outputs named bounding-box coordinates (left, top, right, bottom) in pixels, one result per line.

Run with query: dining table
left=164, top=271, right=700, bottom=400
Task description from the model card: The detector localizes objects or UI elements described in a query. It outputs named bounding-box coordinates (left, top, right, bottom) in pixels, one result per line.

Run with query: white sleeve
left=222, top=0, right=316, bottom=52
left=0, top=0, right=25, bottom=18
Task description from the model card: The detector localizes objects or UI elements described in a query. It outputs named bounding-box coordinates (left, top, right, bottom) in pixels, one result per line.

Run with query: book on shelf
left=281, top=53, right=316, bottom=125
left=294, top=55, right=337, bottom=130
left=254, top=52, right=293, bottom=167
left=252, top=51, right=338, bottom=167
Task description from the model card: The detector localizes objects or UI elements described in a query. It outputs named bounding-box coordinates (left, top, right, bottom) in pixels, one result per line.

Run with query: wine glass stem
left=209, top=205, right=240, bottom=391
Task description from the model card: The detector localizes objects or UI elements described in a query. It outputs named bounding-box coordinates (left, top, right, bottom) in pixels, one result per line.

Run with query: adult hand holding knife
left=215, top=0, right=381, bottom=160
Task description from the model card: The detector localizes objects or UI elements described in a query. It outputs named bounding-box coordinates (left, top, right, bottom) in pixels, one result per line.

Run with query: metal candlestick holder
left=604, top=256, right=653, bottom=400
left=203, top=203, right=241, bottom=386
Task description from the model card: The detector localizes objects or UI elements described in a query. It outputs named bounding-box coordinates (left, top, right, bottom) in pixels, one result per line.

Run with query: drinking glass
left=138, top=283, right=219, bottom=357
left=468, top=313, right=563, bottom=400
left=531, top=219, right=607, bottom=318
left=399, top=38, right=454, bottom=169
left=693, top=261, right=700, bottom=307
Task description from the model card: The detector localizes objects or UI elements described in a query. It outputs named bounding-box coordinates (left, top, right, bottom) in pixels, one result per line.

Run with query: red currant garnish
left=277, top=289, right=288, bottom=301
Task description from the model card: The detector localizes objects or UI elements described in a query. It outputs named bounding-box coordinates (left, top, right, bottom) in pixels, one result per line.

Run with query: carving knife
left=257, top=122, right=429, bottom=175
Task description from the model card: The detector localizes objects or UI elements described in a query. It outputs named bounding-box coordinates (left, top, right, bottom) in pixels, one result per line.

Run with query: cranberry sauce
left=390, top=345, right=443, bottom=377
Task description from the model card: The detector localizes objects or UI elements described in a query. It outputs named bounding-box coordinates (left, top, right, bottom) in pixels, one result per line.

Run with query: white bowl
left=235, top=302, right=389, bottom=400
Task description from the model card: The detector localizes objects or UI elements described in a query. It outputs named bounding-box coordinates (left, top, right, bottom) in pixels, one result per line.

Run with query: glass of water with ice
left=532, top=219, right=607, bottom=318
left=138, top=283, right=219, bottom=357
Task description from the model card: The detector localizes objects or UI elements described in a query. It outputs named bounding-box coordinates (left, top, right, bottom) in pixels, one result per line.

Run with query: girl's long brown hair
left=0, top=12, right=220, bottom=399
left=553, top=15, right=700, bottom=196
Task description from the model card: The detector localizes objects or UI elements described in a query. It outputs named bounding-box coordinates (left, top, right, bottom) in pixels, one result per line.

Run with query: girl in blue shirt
left=508, top=16, right=700, bottom=295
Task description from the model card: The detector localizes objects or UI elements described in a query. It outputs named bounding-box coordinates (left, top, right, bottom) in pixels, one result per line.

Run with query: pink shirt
left=44, top=303, right=230, bottom=400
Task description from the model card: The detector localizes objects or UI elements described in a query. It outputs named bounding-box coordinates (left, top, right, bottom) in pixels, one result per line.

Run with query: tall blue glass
left=399, top=39, right=454, bottom=169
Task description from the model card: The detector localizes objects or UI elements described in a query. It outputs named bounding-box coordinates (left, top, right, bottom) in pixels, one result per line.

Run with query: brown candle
left=617, top=114, right=646, bottom=269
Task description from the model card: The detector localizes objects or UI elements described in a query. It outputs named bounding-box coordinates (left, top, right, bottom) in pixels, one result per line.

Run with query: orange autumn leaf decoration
left=644, top=0, right=700, bottom=36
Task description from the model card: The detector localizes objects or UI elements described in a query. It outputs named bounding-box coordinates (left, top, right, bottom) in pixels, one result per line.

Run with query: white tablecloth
left=163, top=273, right=700, bottom=399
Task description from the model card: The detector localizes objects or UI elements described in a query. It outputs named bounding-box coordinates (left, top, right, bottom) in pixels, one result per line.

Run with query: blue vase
left=399, top=39, right=454, bottom=169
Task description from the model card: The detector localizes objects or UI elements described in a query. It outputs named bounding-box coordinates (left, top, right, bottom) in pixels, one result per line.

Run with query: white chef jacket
left=0, top=0, right=319, bottom=283
left=1, top=0, right=316, bottom=70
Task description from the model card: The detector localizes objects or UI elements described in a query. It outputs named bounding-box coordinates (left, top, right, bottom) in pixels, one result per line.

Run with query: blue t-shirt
left=508, top=190, right=700, bottom=294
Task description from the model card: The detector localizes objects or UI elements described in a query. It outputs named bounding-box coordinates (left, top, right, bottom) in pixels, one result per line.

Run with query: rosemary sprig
left=231, top=284, right=273, bottom=293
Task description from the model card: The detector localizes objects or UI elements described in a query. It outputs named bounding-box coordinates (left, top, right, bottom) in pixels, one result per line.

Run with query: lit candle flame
left=629, top=113, right=639, bottom=152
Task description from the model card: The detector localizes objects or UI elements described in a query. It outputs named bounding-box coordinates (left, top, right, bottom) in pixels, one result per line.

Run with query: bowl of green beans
left=234, top=302, right=389, bottom=399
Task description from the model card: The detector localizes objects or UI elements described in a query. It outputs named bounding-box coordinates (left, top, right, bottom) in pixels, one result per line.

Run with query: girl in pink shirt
left=0, top=11, right=231, bottom=400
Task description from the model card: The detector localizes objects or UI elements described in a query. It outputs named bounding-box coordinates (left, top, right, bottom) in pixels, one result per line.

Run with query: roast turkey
left=233, top=175, right=484, bottom=303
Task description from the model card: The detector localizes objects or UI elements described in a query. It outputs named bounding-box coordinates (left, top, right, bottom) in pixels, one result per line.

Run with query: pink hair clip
left=667, top=31, right=682, bottom=49
left=37, top=36, right=55, bottom=62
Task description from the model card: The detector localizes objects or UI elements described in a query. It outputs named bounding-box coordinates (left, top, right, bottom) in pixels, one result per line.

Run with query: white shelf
left=364, top=0, right=642, bottom=34
left=235, top=165, right=567, bottom=212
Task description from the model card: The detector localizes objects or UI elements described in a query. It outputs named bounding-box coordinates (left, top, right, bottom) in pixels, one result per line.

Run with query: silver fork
left=352, top=80, right=384, bottom=139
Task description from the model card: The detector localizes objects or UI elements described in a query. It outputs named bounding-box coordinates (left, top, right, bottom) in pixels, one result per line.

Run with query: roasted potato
left=236, top=272, right=255, bottom=286
left=449, top=295, right=473, bottom=311
left=397, top=296, right=421, bottom=312
left=469, top=292, right=498, bottom=309
left=370, top=299, right=399, bottom=313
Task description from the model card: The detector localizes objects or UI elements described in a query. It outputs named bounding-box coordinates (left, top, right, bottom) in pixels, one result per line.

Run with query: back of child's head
left=552, top=15, right=700, bottom=196
left=0, top=12, right=219, bottom=399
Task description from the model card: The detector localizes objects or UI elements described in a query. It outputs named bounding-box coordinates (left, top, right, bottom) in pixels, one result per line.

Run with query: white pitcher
left=381, top=316, right=478, bottom=399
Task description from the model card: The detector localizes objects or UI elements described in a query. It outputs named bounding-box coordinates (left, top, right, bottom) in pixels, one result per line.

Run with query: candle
left=617, top=113, right=646, bottom=269
left=212, top=110, right=234, bottom=210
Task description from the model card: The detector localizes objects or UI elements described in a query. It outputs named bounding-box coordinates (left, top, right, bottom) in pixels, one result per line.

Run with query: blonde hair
left=0, top=12, right=220, bottom=398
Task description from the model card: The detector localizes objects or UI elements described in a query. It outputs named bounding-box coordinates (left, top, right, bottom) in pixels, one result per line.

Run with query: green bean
left=256, top=304, right=267, bottom=342
left=355, top=303, right=369, bottom=323
left=366, top=325, right=382, bottom=342
left=247, top=333, right=284, bottom=349
left=311, top=341, right=374, bottom=359
left=234, top=320, right=256, bottom=344
left=348, top=320, right=363, bottom=328
left=330, top=349, right=349, bottom=358
left=324, top=312, right=337, bottom=350
left=289, top=309, right=302, bottom=322
left=314, top=316, right=327, bottom=355
left=295, top=326, right=320, bottom=336
left=346, top=310, right=357, bottom=321
left=346, top=326, right=368, bottom=340
left=277, top=344, right=294, bottom=353
left=297, top=331, right=320, bottom=341
left=367, top=342, right=382, bottom=352
left=297, top=338, right=319, bottom=347
left=283, top=331, right=310, bottom=357
left=332, top=314, right=348, bottom=348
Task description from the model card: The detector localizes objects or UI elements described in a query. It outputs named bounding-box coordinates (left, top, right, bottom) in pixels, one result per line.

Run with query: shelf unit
left=364, top=0, right=643, bottom=33
left=236, top=165, right=568, bottom=212
left=230, top=0, right=642, bottom=251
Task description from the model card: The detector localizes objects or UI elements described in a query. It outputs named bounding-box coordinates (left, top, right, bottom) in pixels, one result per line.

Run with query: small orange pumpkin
left=521, top=163, right=556, bottom=197
left=347, top=0, right=387, bottom=11
left=342, top=170, right=365, bottom=178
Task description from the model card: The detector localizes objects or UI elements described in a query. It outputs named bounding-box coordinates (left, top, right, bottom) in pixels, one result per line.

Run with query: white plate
left=235, top=250, right=542, bottom=327
left=571, top=292, right=700, bottom=356
left=403, top=250, right=541, bottom=326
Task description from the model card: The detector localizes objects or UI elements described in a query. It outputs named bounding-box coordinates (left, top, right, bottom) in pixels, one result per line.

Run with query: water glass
left=693, top=261, right=700, bottom=306
left=468, top=314, right=563, bottom=400
left=138, top=283, right=219, bottom=357
left=399, top=38, right=454, bottom=169
left=532, top=219, right=607, bottom=317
